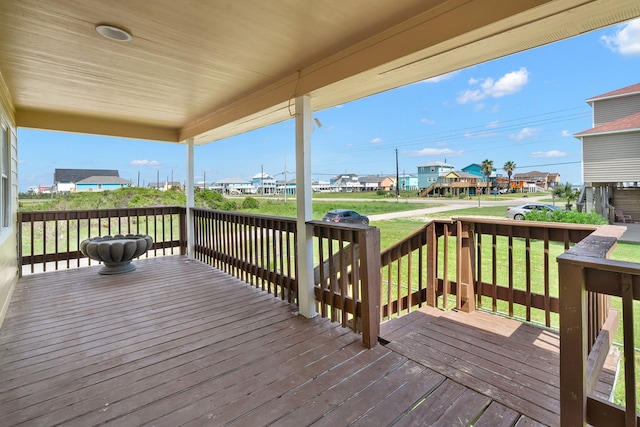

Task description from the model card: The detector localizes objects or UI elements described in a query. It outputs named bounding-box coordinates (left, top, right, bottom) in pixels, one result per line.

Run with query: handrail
left=18, top=207, right=186, bottom=274
left=191, top=209, right=381, bottom=348
left=310, top=220, right=380, bottom=348
left=380, top=217, right=598, bottom=328
left=558, top=225, right=639, bottom=427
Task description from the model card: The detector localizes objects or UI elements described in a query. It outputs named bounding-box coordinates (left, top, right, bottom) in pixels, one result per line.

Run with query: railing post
left=179, top=207, right=187, bottom=255
left=558, top=257, right=588, bottom=426
left=426, top=222, right=437, bottom=307
left=359, top=226, right=380, bottom=348
left=456, top=220, right=476, bottom=313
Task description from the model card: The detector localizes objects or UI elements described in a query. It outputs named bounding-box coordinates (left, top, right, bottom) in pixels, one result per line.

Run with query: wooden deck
left=0, top=256, right=616, bottom=426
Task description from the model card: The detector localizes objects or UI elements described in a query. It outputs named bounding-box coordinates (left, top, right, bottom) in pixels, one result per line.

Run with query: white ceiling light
left=95, top=25, right=132, bottom=42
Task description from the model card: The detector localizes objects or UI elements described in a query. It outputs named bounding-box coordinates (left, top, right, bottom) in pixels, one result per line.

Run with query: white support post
left=295, top=95, right=317, bottom=318
left=185, top=138, right=195, bottom=258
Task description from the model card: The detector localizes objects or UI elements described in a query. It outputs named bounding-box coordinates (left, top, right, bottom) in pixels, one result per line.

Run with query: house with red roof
left=575, top=83, right=640, bottom=222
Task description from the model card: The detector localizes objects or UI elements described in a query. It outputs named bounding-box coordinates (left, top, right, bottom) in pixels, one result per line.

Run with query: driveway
left=368, top=195, right=547, bottom=221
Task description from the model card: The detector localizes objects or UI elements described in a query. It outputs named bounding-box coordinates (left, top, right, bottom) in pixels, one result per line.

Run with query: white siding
left=583, top=133, right=640, bottom=183
left=593, top=94, right=640, bottom=126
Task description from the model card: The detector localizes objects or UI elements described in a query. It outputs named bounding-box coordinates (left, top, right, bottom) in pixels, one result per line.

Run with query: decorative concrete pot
left=80, top=234, right=153, bottom=275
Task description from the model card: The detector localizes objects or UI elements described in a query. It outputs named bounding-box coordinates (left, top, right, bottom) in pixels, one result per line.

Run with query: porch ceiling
left=1, top=1, right=638, bottom=145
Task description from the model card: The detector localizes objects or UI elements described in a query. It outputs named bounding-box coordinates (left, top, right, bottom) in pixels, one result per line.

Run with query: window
left=1, top=122, right=9, bottom=228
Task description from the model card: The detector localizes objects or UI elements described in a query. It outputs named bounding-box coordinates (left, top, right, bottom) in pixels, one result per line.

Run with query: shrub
left=195, top=189, right=224, bottom=208
left=221, top=200, right=238, bottom=211
left=241, top=197, right=259, bottom=209
left=525, top=209, right=607, bottom=225
left=376, top=189, right=387, bottom=196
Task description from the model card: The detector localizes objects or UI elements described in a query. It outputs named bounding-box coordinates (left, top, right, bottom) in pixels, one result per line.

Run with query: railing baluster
left=525, top=226, right=531, bottom=322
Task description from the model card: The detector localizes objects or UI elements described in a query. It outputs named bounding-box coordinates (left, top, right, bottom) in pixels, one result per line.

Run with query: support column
left=594, top=185, right=603, bottom=218
left=585, top=184, right=593, bottom=214
left=295, top=95, right=317, bottom=318
left=185, top=138, right=195, bottom=259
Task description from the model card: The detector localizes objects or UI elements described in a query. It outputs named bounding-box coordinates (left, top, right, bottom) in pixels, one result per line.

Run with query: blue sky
left=19, top=18, right=640, bottom=192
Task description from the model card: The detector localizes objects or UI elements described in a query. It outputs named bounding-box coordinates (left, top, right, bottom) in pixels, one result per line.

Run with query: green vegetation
left=525, top=209, right=608, bottom=225
left=552, top=182, right=580, bottom=210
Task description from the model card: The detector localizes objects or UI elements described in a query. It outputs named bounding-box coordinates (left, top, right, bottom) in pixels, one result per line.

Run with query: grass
left=241, top=199, right=436, bottom=220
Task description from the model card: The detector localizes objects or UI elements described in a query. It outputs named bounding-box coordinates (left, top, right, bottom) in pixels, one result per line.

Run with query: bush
left=195, top=189, right=224, bottom=208
left=376, top=189, right=387, bottom=196
left=241, top=197, right=259, bottom=209
left=525, top=209, right=608, bottom=225
left=221, top=200, right=238, bottom=211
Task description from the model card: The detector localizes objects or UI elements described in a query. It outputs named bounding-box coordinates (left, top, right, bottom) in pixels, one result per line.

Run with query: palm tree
left=503, top=160, right=516, bottom=192
left=552, top=181, right=579, bottom=210
left=480, top=159, right=493, bottom=193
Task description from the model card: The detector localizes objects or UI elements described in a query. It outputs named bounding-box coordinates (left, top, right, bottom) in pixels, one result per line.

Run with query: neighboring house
left=358, top=175, right=394, bottom=192
left=75, top=176, right=132, bottom=192
left=440, top=171, right=482, bottom=196
left=417, top=161, right=455, bottom=190
left=252, top=172, right=277, bottom=194
left=575, top=82, right=640, bottom=221
left=54, top=168, right=119, bottom=193
left=398, top=174, right=418, bottom=191
left=311, top=180, right=332, bottom=192
left=214, top=177, right=254, bottom=194
left=331, top=174, right=360, bottom=192
left=461, top=163, right=486, bottom=182
left=147, top=181, right=182, bottom=191
left=512, top=171, right=560, bottom=191
left=276, top=179, right=297, bottom=195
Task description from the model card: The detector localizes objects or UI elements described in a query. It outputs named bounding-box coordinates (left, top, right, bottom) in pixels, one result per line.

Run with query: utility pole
left=137, top=170, right=140, bottom=187
left=203, top=171, right=206, bottom=189
left=395, top=148, right=400, bottom=200
left=261, top=164, right=264, bottom=195
left=156, top=170, right=160, bottom=190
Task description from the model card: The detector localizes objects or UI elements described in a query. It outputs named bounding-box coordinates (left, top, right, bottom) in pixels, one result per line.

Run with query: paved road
left=368, top=195, right=547, bottom=221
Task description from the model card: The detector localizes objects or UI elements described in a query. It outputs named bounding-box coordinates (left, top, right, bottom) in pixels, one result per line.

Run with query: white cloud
left=530, top=150, right=566, bottom=158
left=464, top=131, right=495, bottom=138
left=130, top=160, right=160, bottom=167
left=420, top=118, right=435, bottom=125
left=406, top=148, right=464, bottom=157
left=601, top=18, right=640, bottom=56
left=561, top=130, right=571, bottom=137
left=457, top=68, right=529, bottom=104
left=421, top=70, right=460, bottom=83
left=487, top=120, right=500, bottom=128
left=457, top=89, right=484, bottom=104
left=370, top=137, right=384, bottom=144
left=509, top=127, right=539, bottom=141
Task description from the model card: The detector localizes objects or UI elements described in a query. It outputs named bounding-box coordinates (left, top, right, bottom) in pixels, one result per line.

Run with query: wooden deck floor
left=0, top=256, right=615, bottom=426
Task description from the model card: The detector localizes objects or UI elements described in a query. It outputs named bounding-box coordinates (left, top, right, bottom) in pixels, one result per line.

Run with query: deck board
left=0, top=256, right=618, bottom=426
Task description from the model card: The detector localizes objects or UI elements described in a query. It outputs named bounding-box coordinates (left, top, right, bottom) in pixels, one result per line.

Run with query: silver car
left=506, top=203, right=561, bottom=220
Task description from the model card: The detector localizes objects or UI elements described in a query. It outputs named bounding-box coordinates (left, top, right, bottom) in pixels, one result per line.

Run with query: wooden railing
left=381, top=218, right=600, bottom=330
left=18, top=207, right=186, bottom=274
left=558, top=226, right=639, bottom=427
left=192, top=209, right=298, bottom=303
left=310, top=221, right=381, bottom=348
left=191, top=210, right=381, bottom=348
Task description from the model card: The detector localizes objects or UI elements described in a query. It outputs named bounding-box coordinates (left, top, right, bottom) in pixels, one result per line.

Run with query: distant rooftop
left=54, top=168, right=119, bottom=183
